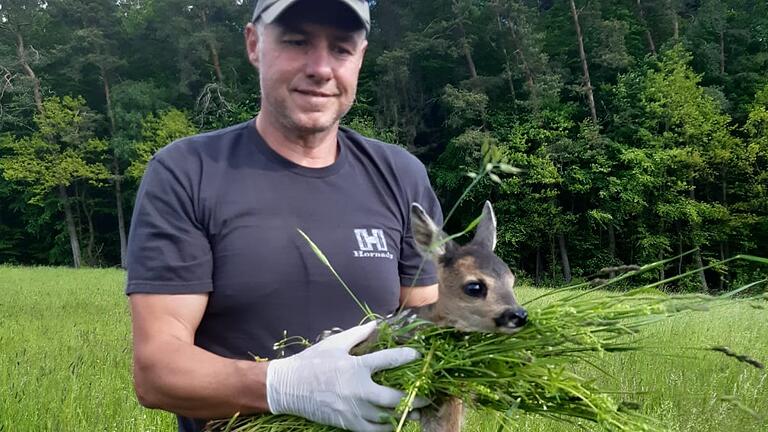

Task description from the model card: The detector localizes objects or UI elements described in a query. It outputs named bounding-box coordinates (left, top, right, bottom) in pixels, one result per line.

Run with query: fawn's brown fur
left=403, top=201, right=527, bottom=432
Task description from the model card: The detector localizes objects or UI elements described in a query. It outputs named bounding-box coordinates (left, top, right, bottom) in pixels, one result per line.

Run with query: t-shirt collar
left=248, top=119, right=348, bottom=178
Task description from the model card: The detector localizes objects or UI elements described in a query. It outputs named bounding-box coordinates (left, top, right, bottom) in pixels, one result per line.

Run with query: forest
left=0, top=0, right=766, bottom=291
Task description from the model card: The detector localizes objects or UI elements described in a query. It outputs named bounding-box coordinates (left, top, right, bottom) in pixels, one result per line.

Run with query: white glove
left=266, top=321, right=428, bottom=431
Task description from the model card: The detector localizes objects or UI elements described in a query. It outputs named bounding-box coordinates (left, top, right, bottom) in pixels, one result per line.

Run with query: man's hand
left=266, top=321, right=428, bottom=431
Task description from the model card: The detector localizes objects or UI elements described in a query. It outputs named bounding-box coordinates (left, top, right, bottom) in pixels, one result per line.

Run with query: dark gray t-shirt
left=125, top=120, right=442, bottom=431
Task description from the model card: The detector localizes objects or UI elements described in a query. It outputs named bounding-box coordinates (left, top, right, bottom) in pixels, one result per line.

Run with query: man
left=125, top=0, right=443, bottom=431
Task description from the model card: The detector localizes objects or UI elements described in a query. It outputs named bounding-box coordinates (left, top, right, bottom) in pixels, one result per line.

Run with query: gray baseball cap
left=251, top=0, right=370, bottom=32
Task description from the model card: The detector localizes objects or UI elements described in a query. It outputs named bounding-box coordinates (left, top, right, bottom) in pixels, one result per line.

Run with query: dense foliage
left=1, top=0, right=766, bottom=291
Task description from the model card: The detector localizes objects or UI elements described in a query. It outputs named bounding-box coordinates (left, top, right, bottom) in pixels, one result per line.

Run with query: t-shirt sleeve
left=399, top=164, right=443, bottom=287
left=125, top=154, right=213, bottom=295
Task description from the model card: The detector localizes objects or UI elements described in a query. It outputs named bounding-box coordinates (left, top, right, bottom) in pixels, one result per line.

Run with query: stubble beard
left=265, top=90, right=354, bottom=137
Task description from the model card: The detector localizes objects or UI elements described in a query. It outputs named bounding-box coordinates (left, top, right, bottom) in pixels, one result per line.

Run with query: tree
left=141, top=0, right=250, bottom=94
left=0, top=0, right=765, bottom=285
left=0, top=0, right=49, bottom=114
left=53, top=0, right=132, bottom=267
left=739, top=84, right=768, bottom=262
left=568, top=0, right=598, bottom=125
left=609, top=45, right=742, bottom=290
left=0, top=96, right=110, bottom=267
left=126, top=109, right=197, bottom=179
left=491, top=0, right=552, bottom=103
left=634, top=0, right=656, bottom=56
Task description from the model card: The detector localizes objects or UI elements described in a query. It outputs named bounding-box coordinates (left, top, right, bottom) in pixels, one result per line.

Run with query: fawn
left=362, top=201, right=528, bottom=432
left=407, top=201, right=527, bottom=335
left=334, top=201, right=524, bottom=431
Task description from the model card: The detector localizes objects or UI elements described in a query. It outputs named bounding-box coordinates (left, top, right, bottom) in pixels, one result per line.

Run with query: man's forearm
left=400, top=284, right=439, bottom=307
left=133, top=336, right=270, bottom=419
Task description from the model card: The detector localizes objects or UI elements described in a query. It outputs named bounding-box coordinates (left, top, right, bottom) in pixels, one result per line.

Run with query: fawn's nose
left=494, top=307, right=528, bottom=329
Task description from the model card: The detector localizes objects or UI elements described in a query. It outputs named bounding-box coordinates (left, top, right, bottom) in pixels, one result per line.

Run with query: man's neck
left=255, top=114, right=339, bottom=168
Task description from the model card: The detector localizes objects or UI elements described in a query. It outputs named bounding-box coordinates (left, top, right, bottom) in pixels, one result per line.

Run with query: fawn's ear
left=471, top=201, right=497, bottom=251
left=410, top=203, right=452, bottom=260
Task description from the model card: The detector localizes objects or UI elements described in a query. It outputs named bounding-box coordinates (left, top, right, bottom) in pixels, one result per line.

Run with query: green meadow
left=0, top=266, right=765, bottom=431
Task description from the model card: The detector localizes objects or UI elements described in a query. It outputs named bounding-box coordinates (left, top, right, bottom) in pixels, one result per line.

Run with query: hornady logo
left=353, top=229, right=394, bottom=259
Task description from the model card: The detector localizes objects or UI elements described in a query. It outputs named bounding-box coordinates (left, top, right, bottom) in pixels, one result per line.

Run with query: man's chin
left=289, top=115, right=341, bottom=135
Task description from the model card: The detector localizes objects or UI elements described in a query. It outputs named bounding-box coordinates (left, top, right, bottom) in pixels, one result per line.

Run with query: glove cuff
left=265, top=358, right=286, bottom=414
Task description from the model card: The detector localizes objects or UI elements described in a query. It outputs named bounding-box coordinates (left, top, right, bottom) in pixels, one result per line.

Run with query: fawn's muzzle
left=494, top=307, right=528, bottom=329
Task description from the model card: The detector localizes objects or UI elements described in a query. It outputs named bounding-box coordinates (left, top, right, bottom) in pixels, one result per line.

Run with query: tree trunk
left=607, top=224, right=617, bottom=278
left=15, top=31, right=43, bottom=112
left=635, top=0, right=657, bottom=55
left=677, top=228, right=683, bottom=275
left=535, top=245, right=542, bottom=286
left=493, top=5, right=517, bottom=98
left=102, top=68, right=116, bottom=134
left=688, top=186, right=707, bottom=291
left=719, top=171, right=728, bottom=291
left=454, top=11, right=478, bottom=79
left=510, top=28, right=536, bottom=96
left=569, top=0, right=598, bottom=125
left=550, top=236, right=557, bottom=281
left=667, top=0, right=679, bottom=39
left=201, top=10, right=224, bottom=83
left=693, top=248, right=708, bottom=292
left=719, top=242, right=726, bottom=291
left=720, top=170, right=728, bottom=205
left=86, top=209, right=95, bottom=266
left=59, top=185, right=81, bottom=268
left=115, top=164, right=127, bottom=268
left=558, top=233, right=572, bottom=284
left=719, top=30, right=725, bottom=75
left=673, top=16, right=679, bottom=40
left=495, top=2, right=537, bottom=97
left=658, top=250, right=665, bottom=280
left=101, top=69, right=128, bottom=268
left=503, top=52, right=517, bottom=98
left=607, top=224, right=616, bottom=260
left=79, top=187, right=95, bottom=266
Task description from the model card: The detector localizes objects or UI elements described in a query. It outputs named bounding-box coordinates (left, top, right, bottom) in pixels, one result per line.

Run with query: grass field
left=0, top=266, right=766, bottom=431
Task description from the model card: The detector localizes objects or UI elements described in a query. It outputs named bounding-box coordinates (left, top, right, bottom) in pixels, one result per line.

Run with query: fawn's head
left=411, top=201, right=527, bottom=333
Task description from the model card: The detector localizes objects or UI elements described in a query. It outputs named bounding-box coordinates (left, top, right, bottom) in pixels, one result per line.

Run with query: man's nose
left=305, top=47, right=333, bottom=81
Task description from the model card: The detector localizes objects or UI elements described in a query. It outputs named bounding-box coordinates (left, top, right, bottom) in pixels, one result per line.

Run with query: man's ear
left=359, top=38, right=368, bottom=57
left=244, top=23, right=260, bottom=69
left=354, top=38, right=368, bottom=70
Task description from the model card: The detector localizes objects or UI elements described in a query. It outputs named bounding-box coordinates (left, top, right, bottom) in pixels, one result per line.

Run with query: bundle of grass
left=207, top=255, right=766, bottom=432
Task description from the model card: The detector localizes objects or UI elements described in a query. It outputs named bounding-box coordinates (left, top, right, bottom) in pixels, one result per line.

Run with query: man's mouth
left=294, top=89, right=336, bottom=97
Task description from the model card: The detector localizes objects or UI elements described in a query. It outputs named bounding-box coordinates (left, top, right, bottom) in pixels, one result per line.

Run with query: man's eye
left=334, top=46, right=353, bottom=56
left=284, top=39, right=306, bottom=47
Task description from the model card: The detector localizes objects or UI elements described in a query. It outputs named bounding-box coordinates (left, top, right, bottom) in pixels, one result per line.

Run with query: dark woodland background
left=1, top=0, right=766, bottom=291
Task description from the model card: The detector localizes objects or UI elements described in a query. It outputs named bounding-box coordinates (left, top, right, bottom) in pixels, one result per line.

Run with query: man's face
left=246, top=16, right=367, bottom=136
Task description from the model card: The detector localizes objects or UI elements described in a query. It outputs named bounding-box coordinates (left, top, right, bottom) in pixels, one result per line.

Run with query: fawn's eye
left=463, top=281, right=487, bottom=298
